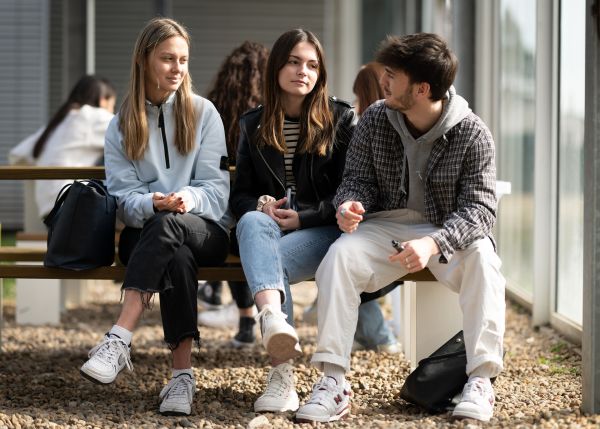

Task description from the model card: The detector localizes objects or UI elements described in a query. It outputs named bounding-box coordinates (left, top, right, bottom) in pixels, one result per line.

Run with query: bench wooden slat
left=0, top=265, right=247, bottom=281
left=15, top=232, right=48, bottom=241
left=0, top=246, right=241, bottom=265
left=0, top=166, right=106, bottom=180
left=0, top=248, right=46, bottom=261
left=0, top=262, right=434, bottom=282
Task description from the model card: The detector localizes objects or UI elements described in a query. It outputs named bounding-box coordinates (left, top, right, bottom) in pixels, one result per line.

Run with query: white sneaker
left=296, top=376, right=352, bottom=423
left=159, top=373, right=196, bottom=416
left=80, top=334, right=132, bottom=384
left=254, top=362, right=299, bottom=412
left=452, top=377, right=495, bottom=422
left=256, top=305, right=301, bottom=361
left=198, top=303, right=239, bottom=329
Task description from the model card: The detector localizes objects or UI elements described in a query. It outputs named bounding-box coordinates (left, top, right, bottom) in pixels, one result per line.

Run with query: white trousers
left=313, top=209, right=505, bottom=377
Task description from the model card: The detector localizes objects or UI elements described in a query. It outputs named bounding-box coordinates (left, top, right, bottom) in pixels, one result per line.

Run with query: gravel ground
left=0, top=281, right=596, bottom=429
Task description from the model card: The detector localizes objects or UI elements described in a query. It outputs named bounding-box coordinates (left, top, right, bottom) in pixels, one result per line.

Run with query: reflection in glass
left=497, top=0, right=536, bottom=295
left=556, top=0, right=584, bottom=324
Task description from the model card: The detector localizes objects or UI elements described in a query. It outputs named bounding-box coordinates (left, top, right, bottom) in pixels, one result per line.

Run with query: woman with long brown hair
left=230, top=29, right=356, bottom=413
left=80, top=17, right=231, bottom=416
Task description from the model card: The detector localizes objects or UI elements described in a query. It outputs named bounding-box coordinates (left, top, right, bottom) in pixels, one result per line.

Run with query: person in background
left=9, top=75, right=116, bottom=219
left=79, top=17, right=233, bottom=417
left=198, top=41, right=270, bottom=349
left=296, top=33, right=505, bottom=423
left=230, top=29, right=356, bottom=413
left=353, top=62, right=384, bottom=116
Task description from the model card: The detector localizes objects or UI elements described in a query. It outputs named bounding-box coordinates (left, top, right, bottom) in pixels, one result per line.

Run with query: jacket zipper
left=309, top=156, right=320, bottom=200
left=158, top=106, right=170, bottom=169
left=257, top=148, right=285, bottom=193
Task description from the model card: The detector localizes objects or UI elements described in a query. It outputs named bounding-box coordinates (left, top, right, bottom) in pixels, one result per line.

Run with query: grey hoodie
left=386, top=86, right=471, bottom=214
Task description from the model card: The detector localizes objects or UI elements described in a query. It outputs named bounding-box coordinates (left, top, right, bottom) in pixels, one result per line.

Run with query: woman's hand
left=274, top=207, right=300, bottom=231
left=263, top=197, right=299, bottom=230
left=152, top=192, right=186, bottom=213
left=172, top=191, right=194, bottom=213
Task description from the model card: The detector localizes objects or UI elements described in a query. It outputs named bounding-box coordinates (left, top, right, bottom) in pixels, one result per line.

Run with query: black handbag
left=43, top=179, right=117, bottom=270
left=399, top=331, right=468, bottom=413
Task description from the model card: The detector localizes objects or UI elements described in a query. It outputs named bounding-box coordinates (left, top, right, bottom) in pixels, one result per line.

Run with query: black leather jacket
left=230, top=97, right=356, bottom=229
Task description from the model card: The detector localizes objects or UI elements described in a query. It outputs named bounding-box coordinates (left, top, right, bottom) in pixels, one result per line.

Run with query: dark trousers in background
left=118, top=212, right=229, bottom=347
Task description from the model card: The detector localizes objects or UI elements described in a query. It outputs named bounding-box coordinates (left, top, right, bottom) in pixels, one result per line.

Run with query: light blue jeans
left=355, top=300, right=397, bottom=349
left=236, top=210, right=397, bottom=348
left=237, top=211, right=341, bottom=324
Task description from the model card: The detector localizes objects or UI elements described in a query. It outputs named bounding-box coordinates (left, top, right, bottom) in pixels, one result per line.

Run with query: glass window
left=497, top=0, right=536, bottom=296
left=556, top=0, right=585, bottom=324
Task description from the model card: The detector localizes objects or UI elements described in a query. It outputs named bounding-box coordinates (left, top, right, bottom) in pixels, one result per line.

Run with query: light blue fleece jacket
left=104, top=92, right=234, bottom=231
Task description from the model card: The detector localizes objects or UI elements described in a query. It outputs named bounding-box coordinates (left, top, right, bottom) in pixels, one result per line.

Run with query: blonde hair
left=259, top=29, right=333, bottom=156
left=119, top=17, right=197, bottom=160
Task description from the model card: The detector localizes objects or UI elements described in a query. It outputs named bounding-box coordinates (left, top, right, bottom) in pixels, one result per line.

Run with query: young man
left=296, top=33, right=505, bottom=423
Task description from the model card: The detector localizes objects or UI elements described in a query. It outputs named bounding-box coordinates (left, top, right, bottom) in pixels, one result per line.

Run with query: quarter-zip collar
left=147, top=92, right=177, bottom=170
left=145, top=91, right=177, bottom=107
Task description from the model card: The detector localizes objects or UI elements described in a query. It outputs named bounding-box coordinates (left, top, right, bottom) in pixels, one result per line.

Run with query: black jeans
left=200, top=226, right=255, bottom=309
left=119, top=212, right=229, bottom=347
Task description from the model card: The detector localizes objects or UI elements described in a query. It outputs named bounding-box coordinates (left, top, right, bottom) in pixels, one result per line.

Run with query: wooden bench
left=0, top=165, right=464, bottom=367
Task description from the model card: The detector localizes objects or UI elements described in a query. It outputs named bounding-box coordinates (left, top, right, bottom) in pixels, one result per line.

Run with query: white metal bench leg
left=389, top=285, right=402, bottom=337
left=400, top=280, right=463, bottom=370
left=15, top=239, right=61, bottom=325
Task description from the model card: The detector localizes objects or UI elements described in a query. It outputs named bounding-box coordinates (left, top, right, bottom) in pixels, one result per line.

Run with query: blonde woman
left=80, top=18, right=231, bottom=416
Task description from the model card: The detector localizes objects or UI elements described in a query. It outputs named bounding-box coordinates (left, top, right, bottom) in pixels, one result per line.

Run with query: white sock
left=323, top=363, right=345, bottom=386
left=172, top=368, right=193, bottom=378
left=469, top=362, right=496, bottom=381
left=109, top=325, right=132, bottom=345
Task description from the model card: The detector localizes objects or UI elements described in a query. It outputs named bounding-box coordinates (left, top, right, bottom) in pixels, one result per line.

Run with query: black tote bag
left=399, top=331, right=468, bottom=413
left=43, top=179, right=117, bottom=270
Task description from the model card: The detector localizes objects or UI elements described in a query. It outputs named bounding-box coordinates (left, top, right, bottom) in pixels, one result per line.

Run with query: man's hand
left=389, top=236, right=440, bottom=273
left=336, top=201, right=365, bottom=233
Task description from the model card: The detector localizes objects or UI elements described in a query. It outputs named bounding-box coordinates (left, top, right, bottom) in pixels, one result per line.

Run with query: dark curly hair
left=206, top=41, right=269, bottom=158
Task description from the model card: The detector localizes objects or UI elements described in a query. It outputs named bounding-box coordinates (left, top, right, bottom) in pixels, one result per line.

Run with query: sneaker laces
left=160, top=374, right=194, bottom=402
left=462, top=378, right=494, bottom=404
left=255, top=305, right=288, bottom=337
left=254, top=304, right=288, bottom=324
left=261, top=366, right=293, bottom=399
left=306, top=377, right=344, bottom=410
left=88, top=336, right=133, bottom=371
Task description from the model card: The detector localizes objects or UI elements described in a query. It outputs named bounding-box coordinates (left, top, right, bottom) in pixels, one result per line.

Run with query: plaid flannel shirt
left=334, top=101, right=497, bottom=261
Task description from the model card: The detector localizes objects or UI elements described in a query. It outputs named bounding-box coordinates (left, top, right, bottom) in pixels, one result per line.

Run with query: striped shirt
left=283, top=118, right=300, bottom=191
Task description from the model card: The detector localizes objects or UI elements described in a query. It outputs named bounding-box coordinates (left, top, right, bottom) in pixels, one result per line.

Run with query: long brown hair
left=207, top=41, right=268, bottom=158
left=33, top=75, right=116, bottom=158
left=259, top=29, right=333, bottom=156
left=353, top=62, right=384, bottom=116
left=119, top=17, right=197, bottom=160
